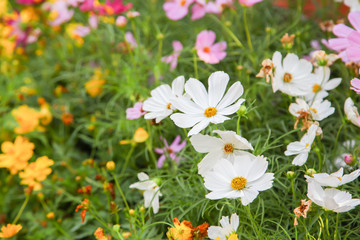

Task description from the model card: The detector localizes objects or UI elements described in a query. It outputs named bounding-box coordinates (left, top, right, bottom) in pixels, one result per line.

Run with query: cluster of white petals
left=208, top=213, right=239, bottom=240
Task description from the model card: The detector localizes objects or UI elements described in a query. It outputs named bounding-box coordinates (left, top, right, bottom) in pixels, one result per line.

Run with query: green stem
left=112, top=172, right=130, bottom=210
left=193, top=52, right=199, bottom=80
left=120, top=145, right=135, bottom=176
left=243, top=7, right=253, bottom=51
left=209, top=15, right=243, bottom=48
left=291, top=179, right=296, bottom=204
left=245, top=205, right=262, bottom=238
left=12, top=194, right=30, bottom=224
left=334, top=213, right=339, bottom=240
left=236, top=115, right=241, bottom=135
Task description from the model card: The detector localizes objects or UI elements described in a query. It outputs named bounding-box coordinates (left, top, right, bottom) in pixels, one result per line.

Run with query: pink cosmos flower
left=195, top=30, right=227, bottom=64
left=163, top=0, right=195, bottom=21
left=126, top=102, right=146, bottom=120
left=125, top=32, right=137, bottom=48
left=161, top=41, right=183, bottom=71
left=116, top=16, right=127, bottom=27
left=99, top=0, right=133, bottom=15
left=328, top=11, right=360, bottom=63
left=43, top=1, right=75, bottom=26
left=191, top=0, right=207, bottom=20
left=154, top=136, right=186, bottom=168
left=351, top=78, right=360, bottom=94
left=238, top=0, right=263, bottom=7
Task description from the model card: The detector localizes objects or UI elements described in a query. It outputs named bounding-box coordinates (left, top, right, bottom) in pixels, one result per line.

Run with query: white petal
left=188, top=119, right=210, bottom=136
left=190, top=134, right=224, bottom=153
left=216, top=82, right=244, bottom=110
left=247, top=173, right=274, bottom=191
left=241, top=188, right=259, bottom=205
left=198, top=151, right=224, bottom=177
left=170, top=113, right=204, bottom=128
left=185, top=78, right=209, bottom=107
left=208, top=71, right=229, bottom=107
left=292, top=152, right=309, bottom=166
left=172, top=76, right=185, bottom=97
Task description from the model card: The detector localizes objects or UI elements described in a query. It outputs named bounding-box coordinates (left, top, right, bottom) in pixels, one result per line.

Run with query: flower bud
left=344, top=154, right=355, bottom=166
left=106, top=161, right=116, bottom=171
left=286, top=171, right=295, bottom=180
left=113, top=224, right=121, bottom=232
left=306, top=168, right=316, bottom=177
left=237, top=105, right=247, bottom=116
left=115, top=16, right=127, bottom=27
left=46, top=212, right=55, bottom=219
left=152, top=177, right=161, bottom=186
left=129, top=209, right=135, bottom=216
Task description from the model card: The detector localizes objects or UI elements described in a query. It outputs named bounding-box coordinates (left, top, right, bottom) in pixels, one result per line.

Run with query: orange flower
left=19, top=156, right=54, bottom=190
left=61, top=112, right=73, bottom=125
left=193, top=222, right=209, bottom=240
left=94, top=227, right=111, bottom=240
left=0, top=136, right=35, bottom=174
left=0, top=224, right=22, bottom=238
left=85, top=79, right=106, bottom=97
left=76, top=199, right=89, bottom=223
left=12, top=105, right=43, bottom=134
left=167, top=218, right=193, bottom=240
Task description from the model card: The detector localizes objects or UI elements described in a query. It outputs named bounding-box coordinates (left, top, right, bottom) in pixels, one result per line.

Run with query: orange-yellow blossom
left=0, top=136, right=35, bottom=174
left=19, top=156, right=54, bottom=190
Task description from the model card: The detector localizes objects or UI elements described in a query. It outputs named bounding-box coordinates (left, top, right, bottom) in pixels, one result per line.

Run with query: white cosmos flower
left=204, top=155, right=274, bottom=205
left=305, top=167, right=360, bottom=187
left=304, top=67, right=342, bottom=102
left=289, top=98, right=335, bottom=121
left=208, top=213, right=239, bottom=240
left=284, top=124, right=318, bottom=166
left=190, top=130, right=253, bottom=177
left=344, top=97, right=360, bottom=127
left=143, top=76, right=185, bottom=123
left=307, top=181, right=360, bottom=213
left=344, top=0, right=360, bottom=11
left=272, top=51, right=315, bottom=96
left=129, top=172, right=162, bottom=214
left=170, top=71, right=245, bottom=136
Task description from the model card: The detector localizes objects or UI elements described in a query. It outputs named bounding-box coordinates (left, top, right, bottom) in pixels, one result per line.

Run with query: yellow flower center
left=224, top=144, right=234, bottom=154
left=231, top=177, right=247, bottom=190
left=337, top=177, right=342, bottom=181
left=283, top=72, right=293, bottom=83
left=204, top=107, right=217, bottom=117
left=180, top=0, right=186, bottom=6
left=228, top=233, right=239, bottom=240
left=309, top=107, right=317, bottom=114
left=312, top=84, right=321, bottom=93
left=166, top=103, right=172, bottom=109
left=305, top=143, right=309, bottom=148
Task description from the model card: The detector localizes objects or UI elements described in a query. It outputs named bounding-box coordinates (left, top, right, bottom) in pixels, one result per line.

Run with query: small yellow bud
left=46, top=212, right=55, bottom=219
left=106, top=161, right=116, bottom=170
left=129, top=209, right=135, bottom=216
left=123, top=232, right=131, bottom=238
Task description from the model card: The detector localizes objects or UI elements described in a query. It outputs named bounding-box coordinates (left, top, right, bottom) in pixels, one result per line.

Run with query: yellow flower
left=39, top=103, right=53, bottom=125
left=19, top=156, right=54, bottom=190
left=20, top=7, right=39, bottom=24
left=11, top=105, right=43, bottom=134
left=0, top=0, right=7, bottom=17
left=0, top=224, right=22, bottom=238
left=119, top=127, right=149, bottom=145
left=0, top=136, right=35, bottom=174
left=66, top=23, right=85, bottom=46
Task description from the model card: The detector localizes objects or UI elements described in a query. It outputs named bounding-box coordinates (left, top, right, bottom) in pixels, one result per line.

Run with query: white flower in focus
left=129, top=172, right=162, bottom=214
left=284, top=124, right=318, bottom=166
left=190, top=130, right=253, bottom=177
left=204, top=156, right=274, bottom=205
left=344, top=0, right=360, bottom=11
left=170, top=71, right=245, bottom=136
left=307, top=181, right=360, bottom=212
left=208, top=213, right=239, bottom=240
left=344, top=97, right=360, bottom=127
left=289, top=98, right=335, bottom=121
left=143, top=76, right=185, bottom=123
left=272, top=51, right=315, bottom=96
left=305, top=167, right=360, bottom=187
left=304, top=67, right=341, bottom=102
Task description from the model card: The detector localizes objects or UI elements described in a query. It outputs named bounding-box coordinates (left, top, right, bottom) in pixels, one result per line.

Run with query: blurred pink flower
left=154, top=136, right=186, bottom=168
left=126, top=102, right=146, bottom=120
left=73, top=25, right=91, bottom=37
left=238, top=0, right=263, bottom=7
left=328, top=11, right=360, bottom=63
left=351, top=78, right=360, bottom=94
left=99, top=0, right=132, bottom=15
left=161, top=41, right=183, bottom=71
left=195, top=30, right=226, bottom=64
left=191, top=0, right=206, bottom=20
left=125, top=32, right=137, bottom=47
left=127, top=11, right=140, bottom=18
left=89, top=14, right=98, bottom=29
left=163, top=0, right=195, bottom=21
left=43, top=1, right=74, bottom=26
left=116, top=16, right=127, bottom=27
